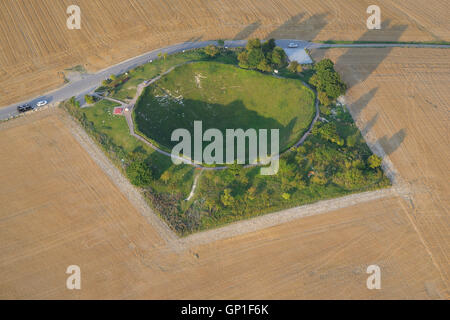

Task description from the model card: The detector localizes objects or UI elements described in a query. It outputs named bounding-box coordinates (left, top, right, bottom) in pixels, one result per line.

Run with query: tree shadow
left=361, top=112, right=379, bottom=137
left=233, top=21, right=262, bottom=40
left=267, top=13, right=329, bottom=41
left=336, top=20, right=408, bottom=89
left=266, top=13, right=305, bottom=39
left=350, top=87, right=379, bottom=120
left=376, top=128, right=406, bottom=155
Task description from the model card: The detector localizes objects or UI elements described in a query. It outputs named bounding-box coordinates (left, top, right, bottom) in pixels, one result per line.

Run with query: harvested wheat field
left=310, top=47, right=450, bottom=298
left=0, top=106, right=447, bottom=299
left=1, top=0, right=449, bottom=107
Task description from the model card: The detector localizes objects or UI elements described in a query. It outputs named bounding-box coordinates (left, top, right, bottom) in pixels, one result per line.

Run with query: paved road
left=1, top=39, right=448, bottom=120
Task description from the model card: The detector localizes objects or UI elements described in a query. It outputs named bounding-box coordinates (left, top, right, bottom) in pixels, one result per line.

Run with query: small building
left=284, top=48, right=313, bottom=64
left=113, top=107, right=124, bottom=115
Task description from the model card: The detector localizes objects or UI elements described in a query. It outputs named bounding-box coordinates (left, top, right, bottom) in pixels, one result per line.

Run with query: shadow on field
left=336, top=20, right=408, bottom=89
left=233, top=21, right=261, bottom=40
left=232, top=12, right=329, bottom=42
left=267, top=13, right=329, bottom=41
left=377, top=128, right=407, bottom=156
left=183, top=36, right=203, bottom=44
left=351, top=87, right=379, bottom=121
left=348, top=87, right=406, bottom=156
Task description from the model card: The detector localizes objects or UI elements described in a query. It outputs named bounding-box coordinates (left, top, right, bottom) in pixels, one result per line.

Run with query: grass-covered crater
left=62, top=41, right=391, bottom=235
left=133, top=61, right=316, bottom=158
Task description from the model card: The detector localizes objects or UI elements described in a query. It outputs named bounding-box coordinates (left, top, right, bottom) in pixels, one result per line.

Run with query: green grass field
left=72, top=99, right=195, bottom=200
left=134, top=61, right=315, bottom=155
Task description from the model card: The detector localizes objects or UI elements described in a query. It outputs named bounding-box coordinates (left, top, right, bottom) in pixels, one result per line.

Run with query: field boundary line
left=178, top=186, right=400, bottom=248
left=62, top=100, right=400, bottom=250
left=58, top=109, right=182, bottom=250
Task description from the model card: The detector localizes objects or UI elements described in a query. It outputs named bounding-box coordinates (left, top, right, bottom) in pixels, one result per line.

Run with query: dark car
left=17, top=104, right=33, bottom=113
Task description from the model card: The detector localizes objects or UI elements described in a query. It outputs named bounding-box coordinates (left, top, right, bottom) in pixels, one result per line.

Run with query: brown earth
left=1, top=0, right=449, bottom=107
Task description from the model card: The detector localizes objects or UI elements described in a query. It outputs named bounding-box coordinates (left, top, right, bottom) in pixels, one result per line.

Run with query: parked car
left=288, top=42, right=299, bottom=48
left=17, top=104, right=33, bottom=113
left=36, top=100, right=48, bottom=107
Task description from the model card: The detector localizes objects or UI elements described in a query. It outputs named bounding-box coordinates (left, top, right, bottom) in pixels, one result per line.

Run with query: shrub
left=240, top=38, right=287, bottom=70
left=84, top=95, right=95, bottom=105
left=288, top=61, right=302, bottom=73
left=368, top=154, right=382, bottom=168
left=246, top=38, right=261, bottom=50
left=346, top=134, right=358, bottom=147
left=281, top=193, right=291, bottom=200
left=247, top=48, right=265, bottom=68
left=312, top=122, right=344, bottom=146
left=309, top=59, right=347, bottom=102
left=221, top=188, right=235, bottom=207
left=318, top=91, right=331, bottom=106
left=126, top=161, right=153, bottom=187
left=271, top=46, right=287, bottom=68
left=204, top=44, right=219, bottom=57
left=237, top=51, right=249, bottom=68
left=311, top=172, right=327, bottom=185
left=257, top=58, right=272, bottom=72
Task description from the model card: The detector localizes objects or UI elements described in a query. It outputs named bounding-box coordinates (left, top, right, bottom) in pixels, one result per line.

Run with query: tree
left=126, top=161, right=153, bottom=187
left=271, top=47, right=287, bottom=67
left=217, top=39, right=225, bottom=47
left=237, top=50, right=249, bottom=68
left=288, top=61, right=302, bottom=73
left=309, top=59, right=347, bottom=102
left=314, top=58, right=335, bottom=72
left=368, top=154, right=382, bottom=168
left=221, top=188, right=235, bottom=207
left=102, top=79, right=111, bottom=86
left=312, top=123, right=344, bottom=146
left=204, top=44, right=219, bottom=57
left=84, top=95, right=95, bottom=105
left=317, top=91, right=331, bottom=107
left=246, top=38, right=261, bottom=51
left=262, top=38, right=276, bottom=53
left=257, top=58, right=272, bottom=72
left=110, top=74, right=117, bottom=81
left=247, top=48, right=264, bottom=68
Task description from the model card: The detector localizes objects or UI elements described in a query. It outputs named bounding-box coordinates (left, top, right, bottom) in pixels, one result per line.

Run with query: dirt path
left=185, top=169, right=204, bottom=201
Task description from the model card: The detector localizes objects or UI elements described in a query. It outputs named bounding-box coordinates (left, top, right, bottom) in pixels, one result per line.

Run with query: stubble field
left=1, top=0, right=449, bottom=107
left=0, top=1, right=448, bottom=299
left=0, top=51, right=448, bottom=298
left=310, top=46, right=450, bottom=297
